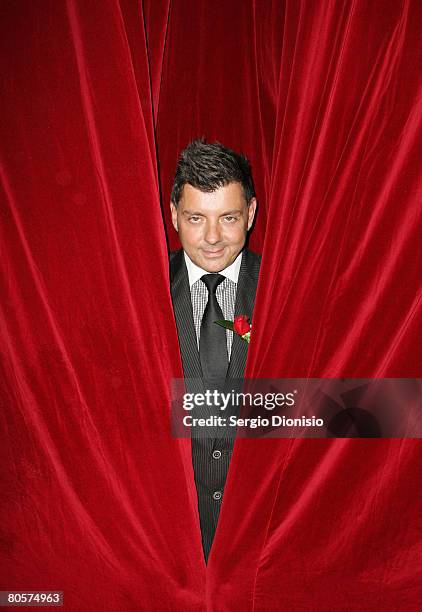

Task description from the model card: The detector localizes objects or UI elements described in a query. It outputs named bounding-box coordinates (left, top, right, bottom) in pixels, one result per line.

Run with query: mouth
left=202, top=247, right=225, bottom=258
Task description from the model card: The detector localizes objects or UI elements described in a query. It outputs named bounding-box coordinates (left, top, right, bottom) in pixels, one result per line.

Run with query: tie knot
left=201, top=273, right=225, bottom=294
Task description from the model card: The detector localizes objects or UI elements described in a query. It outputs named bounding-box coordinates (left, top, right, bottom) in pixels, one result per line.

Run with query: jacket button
left=213, top=490, right=222, bottom=501
left=212, top=450, right=222, bottom=459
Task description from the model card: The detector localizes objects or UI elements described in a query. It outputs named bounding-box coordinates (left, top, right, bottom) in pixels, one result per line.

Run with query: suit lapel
left=171, top=251, right=217, bottom=440
left=227, top=249, right=258, bottom=379
left=170, top=250, right=203, bottom=379
left=215, top=249, right=260, bottom=442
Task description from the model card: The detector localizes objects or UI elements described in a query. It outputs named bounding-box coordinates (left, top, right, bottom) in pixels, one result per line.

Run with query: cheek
left=180, top=223, right=202, bottom=244
left=225, top=222, right=247, bottom=243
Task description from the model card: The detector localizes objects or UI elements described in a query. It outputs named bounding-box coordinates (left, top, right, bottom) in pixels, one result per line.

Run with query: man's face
left=170, top=182, right=257, bottom=272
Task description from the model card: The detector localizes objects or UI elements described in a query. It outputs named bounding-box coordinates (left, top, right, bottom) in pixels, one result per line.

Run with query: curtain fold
left=142, top=0, right=172, bottom=126
left=201, top=2, right=422, bottom=609
left=1, top=0, right=421, bottom=610
left=1, top=2, right=205, bottom=609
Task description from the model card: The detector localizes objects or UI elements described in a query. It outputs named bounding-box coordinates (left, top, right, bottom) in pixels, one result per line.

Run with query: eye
left=223, top=216, right=237, bottom=223
left=188, top=216, right=202, bottom=223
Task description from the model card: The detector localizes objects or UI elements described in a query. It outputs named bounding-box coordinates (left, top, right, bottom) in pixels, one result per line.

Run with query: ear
left=170, top=202, right=178, bottom=232
left=247, top=198, right=257, bottom=231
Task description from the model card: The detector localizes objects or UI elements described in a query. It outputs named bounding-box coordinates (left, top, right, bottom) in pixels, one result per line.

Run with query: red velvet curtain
left=1, top=1, right=421, bottom=610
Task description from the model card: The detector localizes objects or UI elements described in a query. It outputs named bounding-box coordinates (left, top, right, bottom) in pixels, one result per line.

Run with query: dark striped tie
left=199, top=274, right=229, bottom=382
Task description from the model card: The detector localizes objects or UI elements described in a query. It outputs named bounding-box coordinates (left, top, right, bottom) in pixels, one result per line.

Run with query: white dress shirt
left=184, top=250, right=243, bottom=359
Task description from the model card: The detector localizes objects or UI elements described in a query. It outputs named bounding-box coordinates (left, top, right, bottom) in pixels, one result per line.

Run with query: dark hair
left=170, top=139, right=256, bottom=206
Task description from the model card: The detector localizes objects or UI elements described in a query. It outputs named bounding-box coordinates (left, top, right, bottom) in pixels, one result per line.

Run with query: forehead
left=179, top=182, right=247, bottom=212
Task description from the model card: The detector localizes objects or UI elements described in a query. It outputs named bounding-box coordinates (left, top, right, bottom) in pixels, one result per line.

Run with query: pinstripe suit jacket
left=170, top=247, right=261, bottom=561
left=170, top=247, right=261, bottom=381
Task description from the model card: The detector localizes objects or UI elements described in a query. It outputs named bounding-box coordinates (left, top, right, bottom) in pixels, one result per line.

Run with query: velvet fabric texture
left=1, top=1, right=421, bottom=610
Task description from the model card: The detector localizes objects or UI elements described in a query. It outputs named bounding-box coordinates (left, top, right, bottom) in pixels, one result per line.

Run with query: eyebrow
left=182, top=209, right=242, bottom=216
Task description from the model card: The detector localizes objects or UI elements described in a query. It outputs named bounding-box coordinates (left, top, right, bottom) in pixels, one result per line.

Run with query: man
left=169, top=140, right=261, bottom=562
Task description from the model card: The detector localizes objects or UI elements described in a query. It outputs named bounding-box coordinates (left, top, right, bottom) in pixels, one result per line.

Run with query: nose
left=204, top=220, right=221, bottom=245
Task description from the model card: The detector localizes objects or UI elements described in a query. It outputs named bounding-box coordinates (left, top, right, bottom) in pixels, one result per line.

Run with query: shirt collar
left=184, top=250, right=243, bottom=287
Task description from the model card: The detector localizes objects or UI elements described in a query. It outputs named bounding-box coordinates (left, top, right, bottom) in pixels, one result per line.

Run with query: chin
left=196, top=254, right=227, bottom=272
left=202, top=261, right=225, bottom=272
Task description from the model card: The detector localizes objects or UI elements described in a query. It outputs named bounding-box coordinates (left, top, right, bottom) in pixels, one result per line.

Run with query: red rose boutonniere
left=215, top=314, right=252, bottom=344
